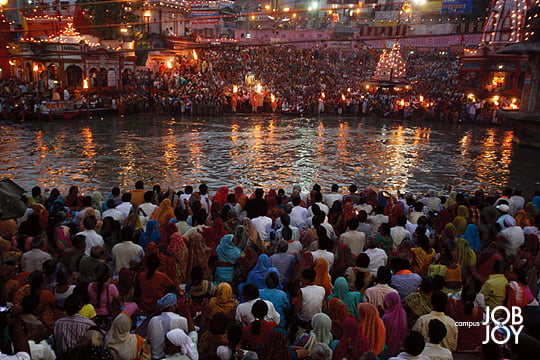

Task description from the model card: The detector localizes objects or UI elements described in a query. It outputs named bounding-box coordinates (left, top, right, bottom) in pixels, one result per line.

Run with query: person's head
left=174, top=207, right=189, bottom=221
left=313, top=183, right=321, bottom=192
left=358, top=210, right=367, bottom=223
left=227, top=193, right=236, bottom=204
left=106, top=199, right=116, bottom=209
left=349, top=184, right=357, bottom=193
left=242, top=283, right=259, bottom=301
left=331, top=184, right=339, bottom=192
left=376, top=266, right=392, bottom=285
left=111, top=187, right=120, bottom=197
left=83, top=215, right=97, bottom=230
left=432, top=275, right=446, bottom=292
left=493, top=259, right=506, bottom=274
left=64, top=294, right=82, bottom=315
left=194, top=209, right=207, bottom=226
left=366, top=236, right=377, bottom=249
left=157, top=292, right=177, bottom=312
left=28, top=270, right=44, bottom=291
left=397, top=214, right=407, bottom=227
left=251, top=300, right=268, bottom=335
left=356, top=253, right=370, bottom=268
left=390, top=257, right=410, bottom=272
left=31, top=186, right=41, bottom=198
left=301, top=267, right=316, bottom=284
left=265, top=271, right=280, bottom=290
left=417, top=233, right=430, bottom=249
left=184, top=185, right=193, bottom=195
left=145, top=253, right=160, bottom=279
left=121, top=192, right=132, bottom=203
left=419, top=276, right=433, bottom=294
left=90, top=246, right=105, bottom=260
left=375, top=205, right=385, bottom=215
left=310, top=342, right=333, bottom=360
left=227, top=323, right=243, bottom=349
left=276, top=240, right=288, bottom=253
left=254, top=188, right=264, bottom=199
left=82, top=195, right=92, bottom=208
left=291, top=196, right=301, bottom=206
left=21, top=294, right=40, bottom=314
left=120, top=226, right=134, bottom=243
left=431, top=291, right=448, bottom=312
left=72, top=234, right=86, bottom=251
left=348, top=217, right=360, bottom=231
left=403, top=331, right=425, bottom=356
left=31, top=236, right=44, bottom=249
left=428, top=319, right=447, bottom=345
left=199, top=183, right=208, bottom=195
left=135, top=180, right=144, bottom=189
left=143, top=191, right=153, bottom=203
left=317, top=227, right=333, bottom=252
left=314, top=191, right=323, bottom=203
left=414, top=202, right=424, bottom=212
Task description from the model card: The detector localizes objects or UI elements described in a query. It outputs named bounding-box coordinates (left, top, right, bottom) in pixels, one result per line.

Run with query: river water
left=2, top=114, right=540, bottom=197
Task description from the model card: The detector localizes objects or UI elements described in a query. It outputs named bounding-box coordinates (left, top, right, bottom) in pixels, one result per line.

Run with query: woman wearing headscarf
left=327, top=277, right=362, bottom=318
left=92, top=191, right=104, bottom=214
left=187, top=232, right=211, bottom=280
left=515, top=209, right=532, bottom=228
left=151, top=198, right=175, bottom=237
left=165, top=328, right=198, bottom=360
left=234, top=186, right=248, bottom=209
left=357, top=302, right=386, bottom=356
left=204, top=282, right=238, bottom=324
left=167, top=232, right=189, bottom=285
left=144, top=242, right=176, bottom=285
left=246, top=254, right=280, bottom=289
left=456, top=237, right=477, bottom=268
left=160, top=223, right=179, bottom=249
left=215, top=234, right=242, bottom=284
left=445, top=191, right=457, bottom=210
left=105, top=312, right=148, bottom=360
left=331, top=244, right=355, bottom=280
left=453, top=205, right=469, bottom=237
left=139, top=219, right=160, bottom=251
left=462, top=223, right=481, bottom=252
left=525, top=202, right=538, bottom=224
left=332, top=318, right=368, bottom=360
left=213, top=187, right=229, bottom=209
left=259, top=328, right=299, bottom=360
left=289, top=251, right=315, bottom=296
left=46, top=188, right=61, bottom=212
left=314, top=257, right=332, bottom=297
left=328, top=298, right=352, bottom=340
left=198, top=312, right=228, bottom=360
left=201, top=217, right=228, bottom=251
left=65, top=185, right=82, bottom=211
left=411, top=233, right=436, bottom=277
left=382, top=292, right=408, bottom=357
left=296, top=313, right=333, bottom=353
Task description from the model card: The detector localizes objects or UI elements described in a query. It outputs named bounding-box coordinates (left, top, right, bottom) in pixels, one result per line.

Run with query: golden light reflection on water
left=1, top=116, right=538, bottom=195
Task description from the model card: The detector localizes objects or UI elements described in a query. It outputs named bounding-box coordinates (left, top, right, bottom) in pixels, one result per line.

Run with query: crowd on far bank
left=0, top=47, right=502, bottom=122
left=2, top=178, right=540, bottom=360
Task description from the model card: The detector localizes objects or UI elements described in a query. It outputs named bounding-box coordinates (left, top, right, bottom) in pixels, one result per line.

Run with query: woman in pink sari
left=382, top=291, right=408, bottom=357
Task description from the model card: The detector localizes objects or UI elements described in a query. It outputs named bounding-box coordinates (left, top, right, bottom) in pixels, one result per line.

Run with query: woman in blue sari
left=246, top=254, right=280, bottom=289
left=215, top=234, right=242, bottom=283
left=326, top=276, right=363, bottom=318
left=462, top=224, right=481, bottom=252
left=139, top=219, right=160, bottom=251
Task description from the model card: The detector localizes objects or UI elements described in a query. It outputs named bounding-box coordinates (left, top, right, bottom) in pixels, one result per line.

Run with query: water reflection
left=1, top=115, right=539, bottom=196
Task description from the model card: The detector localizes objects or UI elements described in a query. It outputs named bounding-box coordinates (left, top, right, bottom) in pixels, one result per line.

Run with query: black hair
left=194, top=209, right=207, bottom=226
left=82, top=196, right=92, bottom=207
left=199, top=184, right=208, bottom=195
left=31, top=186, right=41, bottom=197
left=493, top=259, right=506, bottom=274
left=331, top=184, right=339, bottom=192
left=291, top=196, right=301, bottom=206
left=28, top=270, right=44, bottom=294
left=174, top=207, right=189, bottom=221
left=121, top=226, right=134, bottom=243
left=227, top=323, right=243, bottom=354
left=146, top=253, right=160, bottom=280
left=376, top=266, right=392, bottom=285
left=106, top=199, right=116, bottom=209
left=397, top=214, right=407, bottom=227
left=96, top=264, right=111, bottom=308
left=227, top=194, right=236, bottom=203
left=111, top=187, right=120, bottom=196
left=302, top=267, right=316, bottom=283
left=432, top=275, right=446, bottom=292
left=72, top=234, right=86, bottom=250
left=64, top=294, right=82, bottom=315
left=144, top=191, right=154, bottom=203
left=348, top=217, right=360, bottom=231
left=185, top=185, right=193, bottom=195
left=403, top=331, right=425, bottom=356
left=417, top=233, right=430, bottom=250
left=390, top=257, right=410, bottom=272
left=379, top=223, right=391, bottom=236
left=121, top=192, right=132, bottom=202
left=314, top=192, right=323, bottom=203
left=242, top=283, right=260, bottom=301
left=316, top=227, right=333, bottom=252
left=21, top=294, right=40, bottom=314
left=254, top=188, right=264, bottom=199
left=428, top=319, right=447, bottom=344
left=135, top=180, right=144, bottom=189
left=251, top=300, right=268, bottom=335
left=349, top=184, right=357, bottom=193
left=375, top=205, right=385, bottom=214
left=358, top=210, right=368, bottom=223
left=414, top=202, right=424, bottom=212
left=265, top=271, right=279, bottom=289
left=431, top=291, right=448, bottom=312
left=419, top=276, right=433, bottom=294
left=83, top=215, right=97, bottom=230
left=356, top=253, right=370, bottom=268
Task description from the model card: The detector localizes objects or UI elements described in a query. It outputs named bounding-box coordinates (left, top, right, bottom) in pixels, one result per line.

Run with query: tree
left=75, top=0, right=142, bottom=39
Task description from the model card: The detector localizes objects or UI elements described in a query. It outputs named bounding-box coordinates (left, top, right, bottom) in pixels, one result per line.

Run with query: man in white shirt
left=324, top=184, right=342, bottom=208
left=290, top=196, right=308, bottom=231
left=368, top=206, right=389, bottom=235
left=101, top=199, right=124, bottom=223
left=116, top=193, right=134, bottom=221
left=179, top=185, right=193, bottom=209
left=339, top=217, right=366, bottom=256
left=112, top=227, right=145, bottom=274
left=421, top=319, right=453, bottom=360
left=295, top=268, right=326, bottom=323
left=21, top=237, right=52, bottom=273
left=138, top=191, right=158, bottom=230
left=235, top=284, right=280, bottom=326
left=363, top=237, right=388, bottom=275
left=75, top=195, right=102, bottom=228
left=251, top=203, right=273, bottom=243
left=389, top=331, right=429, bottom=360
left=147, top=293, right=188, bottom=360
left=311, top=228, right=335, bottom=269
left=391, top=215, right=411, bottom=249
left=307, top=192, right=329, bottom=217
left=76, top=215, right=104, bottom=256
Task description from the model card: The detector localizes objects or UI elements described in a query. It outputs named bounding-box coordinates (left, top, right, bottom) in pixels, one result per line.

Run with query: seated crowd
left=1, top=181, right=540, bottom=360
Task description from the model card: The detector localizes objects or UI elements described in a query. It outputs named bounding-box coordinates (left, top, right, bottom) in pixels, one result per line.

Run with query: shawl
left=314, top=257, right=332, bottom=297
left=305, top=313, right=332, bottom=352
left=201, top=218, right=228, bottom=250
left=151, top=198, right=175, bottom=228
left=160, top=223, right=179, bottom=248
left=105, top=313, right=138, bottom=360
left=462, top=224, right=481, bottom=252
left=382, top=292, right=408, bottom=357
left=140, top=219, right=160, bottom=251
left=247, top=254, right=279, bottom=289
left=328, top=298, right=350, bottom=323
left=259, top=328, right=293, bottom=360
left=213, top=187, right=229, bottom=209
left=206, top=282, right=238, bottom=320
left=216, top=234, right=242, bottom=264
left=234, top=186, right=248, bottom=209
left=46, top=188, right=60, bottom=212
left=411, top=247, right=436, bottom=277
left=92, top=191, right=103, bottom=212
left=334, top=244, right=355, bottom=276
left=342, top=202, right=356, bottom=232
left=333, top=318, right=368, bottom=360
left=327, top=277, right=362, bottom=317
left=187, top=232, right=211, bottom=280
left=456, top=238, right=477, bottom=268
left=167, top=233, right=189, bottom=285
left=166, top=328, right=197, bottom=360
left=357, top=302, right=386, bottom=355
left=515, top=210, right=532, bottom=228
left=525, top=202, right=538, bottom=224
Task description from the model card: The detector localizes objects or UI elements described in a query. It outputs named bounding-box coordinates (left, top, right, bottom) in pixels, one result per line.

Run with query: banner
left=441, top=0, right=473, bottom=14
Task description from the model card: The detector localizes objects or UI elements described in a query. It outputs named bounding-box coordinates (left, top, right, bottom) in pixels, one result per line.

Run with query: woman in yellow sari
left=456, top=237, right=477, bottom=268
left=204, top=282, right=238, bottom=324
left=452, top=205, right=469, bottom=237
left=151, top=198, right=175, bottom=236
left=105, top=312, right=149, bottom=360
left=411, top=234, right=436, bottom=277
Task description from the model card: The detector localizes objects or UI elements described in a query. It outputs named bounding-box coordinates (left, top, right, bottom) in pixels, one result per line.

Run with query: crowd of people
left=1, top=179, right=540, bottom=360
left=0, top=46, right=500, bottom=122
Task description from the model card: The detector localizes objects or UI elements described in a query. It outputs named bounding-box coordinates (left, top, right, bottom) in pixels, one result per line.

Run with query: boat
left=39, top=100, right=82, bottom=119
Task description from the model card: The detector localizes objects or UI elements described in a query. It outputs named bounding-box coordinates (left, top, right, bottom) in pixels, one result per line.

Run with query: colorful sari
left=206, top=282, right=239, bottom=321
left=382, top=292, right=408, bottom=357
left=411, top=246, right=436, bottom=277
left=327, top=277, right=362, bottom=317
left=462, top=224, right=481, bottom=252
left=314, top=257, right=332, bottom=297
left=167, top=232, right=189, bottom=285
left=188, top=232, right=211, bottom=280
left=139, top=220, right=160, bottom=251
left=151, top=198, right=175, bottom=236
left=357, top=303, right=386, bottom=355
